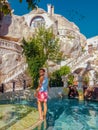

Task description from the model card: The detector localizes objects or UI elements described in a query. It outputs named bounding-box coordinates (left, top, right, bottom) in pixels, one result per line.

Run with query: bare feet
left=39, top=117, right=43, bottom=120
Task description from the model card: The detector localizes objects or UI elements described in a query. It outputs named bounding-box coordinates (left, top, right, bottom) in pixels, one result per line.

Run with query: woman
left=36, top=68, right=49, bottom=120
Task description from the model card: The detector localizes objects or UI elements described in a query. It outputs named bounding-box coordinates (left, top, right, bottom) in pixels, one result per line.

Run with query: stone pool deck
left=0, top=104, right=43, bottom=130
left=0, top=87, right=65, bottom=101
left=1, top=87, right=98, bottom=129
left=0, top=87, right=64, bottom=130
left=7, top=110, right=42, bottom=130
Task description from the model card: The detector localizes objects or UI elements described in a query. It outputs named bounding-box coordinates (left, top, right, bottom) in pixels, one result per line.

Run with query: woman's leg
left=43, top=101, right=47, bottom=118
left=38, top=100, right=43, bottom=120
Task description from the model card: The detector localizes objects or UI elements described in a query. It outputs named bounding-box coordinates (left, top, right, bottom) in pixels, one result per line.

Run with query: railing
left=0, top=38, right=29, bottom=86
left=63, top=51, right=91, bottom=72
left=0, top=48, right=20, bottom=55
left=0, top=53, right=24, bottom=69
left=71, top=53, right=96, bottom=72
left=0, top=78, right=32, bottom=93
left=2, top=63, right=28, bottom=83
left=0, top=38, right=22, bottom=53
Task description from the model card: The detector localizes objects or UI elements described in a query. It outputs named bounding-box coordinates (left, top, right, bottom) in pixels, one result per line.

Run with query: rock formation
left=0, top=4, right=98, bottom=91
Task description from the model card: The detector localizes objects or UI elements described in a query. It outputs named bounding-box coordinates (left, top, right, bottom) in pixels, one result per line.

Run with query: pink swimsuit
left=37, top=91, right=48, bottom=102
left=37, top=77, right=48, bottom=102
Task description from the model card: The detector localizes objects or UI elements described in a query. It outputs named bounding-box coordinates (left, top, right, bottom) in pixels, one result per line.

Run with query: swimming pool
left=34, top=98, right=98, bottom=130
left=0, top=98, right=98, bottom=130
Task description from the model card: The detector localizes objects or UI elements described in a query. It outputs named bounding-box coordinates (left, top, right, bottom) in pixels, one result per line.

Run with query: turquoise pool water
left=34, top=98, right=98, bottom=130
left=0, top=98, right=98, bottom=130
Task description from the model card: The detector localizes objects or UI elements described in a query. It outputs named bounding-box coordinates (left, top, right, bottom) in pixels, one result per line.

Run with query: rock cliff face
left=0, top=37, right=30, bottom=91
left=53, top=14, right=86, bottom=58
left=86, top=36, right=98, bottom=68
left=0, top=6, right=98, bottom=90
left=0, top=8, right=87, bottom=57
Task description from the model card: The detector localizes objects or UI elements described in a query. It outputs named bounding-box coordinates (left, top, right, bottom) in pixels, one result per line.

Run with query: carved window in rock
left=30, top=16, right=45, bottom=28
left=58, top=29, right=63, bottom=36
left=58, top=29, right=68, bottom=36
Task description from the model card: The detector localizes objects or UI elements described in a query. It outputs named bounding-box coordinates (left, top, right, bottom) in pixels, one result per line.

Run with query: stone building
left=0, top=4, right=98, bottom=91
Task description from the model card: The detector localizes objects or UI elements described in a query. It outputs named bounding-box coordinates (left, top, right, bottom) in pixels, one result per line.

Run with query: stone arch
left=73, top=67, right=84, bottom=74
left=74, top=66, right=96, bottom=87
left=30, top=16, right=45, bottom=28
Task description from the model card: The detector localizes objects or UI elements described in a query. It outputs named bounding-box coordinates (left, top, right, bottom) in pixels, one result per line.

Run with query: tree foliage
left=0, top=0, right=11, bottom=20
left=0, top=0, right=40, bottom=20
left=50, top=65, right=70, bottom=87
left=22, top=27, right=62, bottom=88
left=22, top=36, right=45, bottom=88
left=20, top=0, right=40, bottom=10
left=67, top=74, right=74, bottom=85
left=35, top=27, right=62, bottom=63
left=59, top=66, right=70, bottom=76
left=50, top=70, right=63, bottom=87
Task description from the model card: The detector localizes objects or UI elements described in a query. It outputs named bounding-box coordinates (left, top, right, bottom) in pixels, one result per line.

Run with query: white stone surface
left=0, top=5, right=98, bottom=89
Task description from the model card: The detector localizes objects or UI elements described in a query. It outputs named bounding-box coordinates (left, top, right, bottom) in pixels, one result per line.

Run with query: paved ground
left=7, top=110, right=40, bottom=130
left=0, top=104, right=43, bottom=130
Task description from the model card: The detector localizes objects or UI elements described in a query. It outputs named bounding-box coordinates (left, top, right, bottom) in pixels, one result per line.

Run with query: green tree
left=0, top=0, right=40, bottom=20
left=67, top=74, right=74, bottom=85
left=59, top=66, right=70, bottom=76
left=36, top=27, right=62, bottom=68
left=22, top=36, right=45, bottom=88
left=22, top=27, right=62, bottom=88
left=0, top=0, right=11, bottom=20
left=50, top=70, right=63, bottom=87
left=50, top=65, right=70, bottom=87
left=19, top=0, right=40, bottom=10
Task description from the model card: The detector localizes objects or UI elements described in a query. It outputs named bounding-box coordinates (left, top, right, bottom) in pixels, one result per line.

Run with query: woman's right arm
left=36, top=76, right=44, bottom=92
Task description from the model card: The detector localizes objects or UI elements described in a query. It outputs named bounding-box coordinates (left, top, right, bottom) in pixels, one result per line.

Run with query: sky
left=8, top=0, right=98, bottom=38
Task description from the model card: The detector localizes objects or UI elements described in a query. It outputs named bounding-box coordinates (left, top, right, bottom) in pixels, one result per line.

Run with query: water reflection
left=0, top=98, right=98, bottom=130
left=34, top=98, right=98, bottom=130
